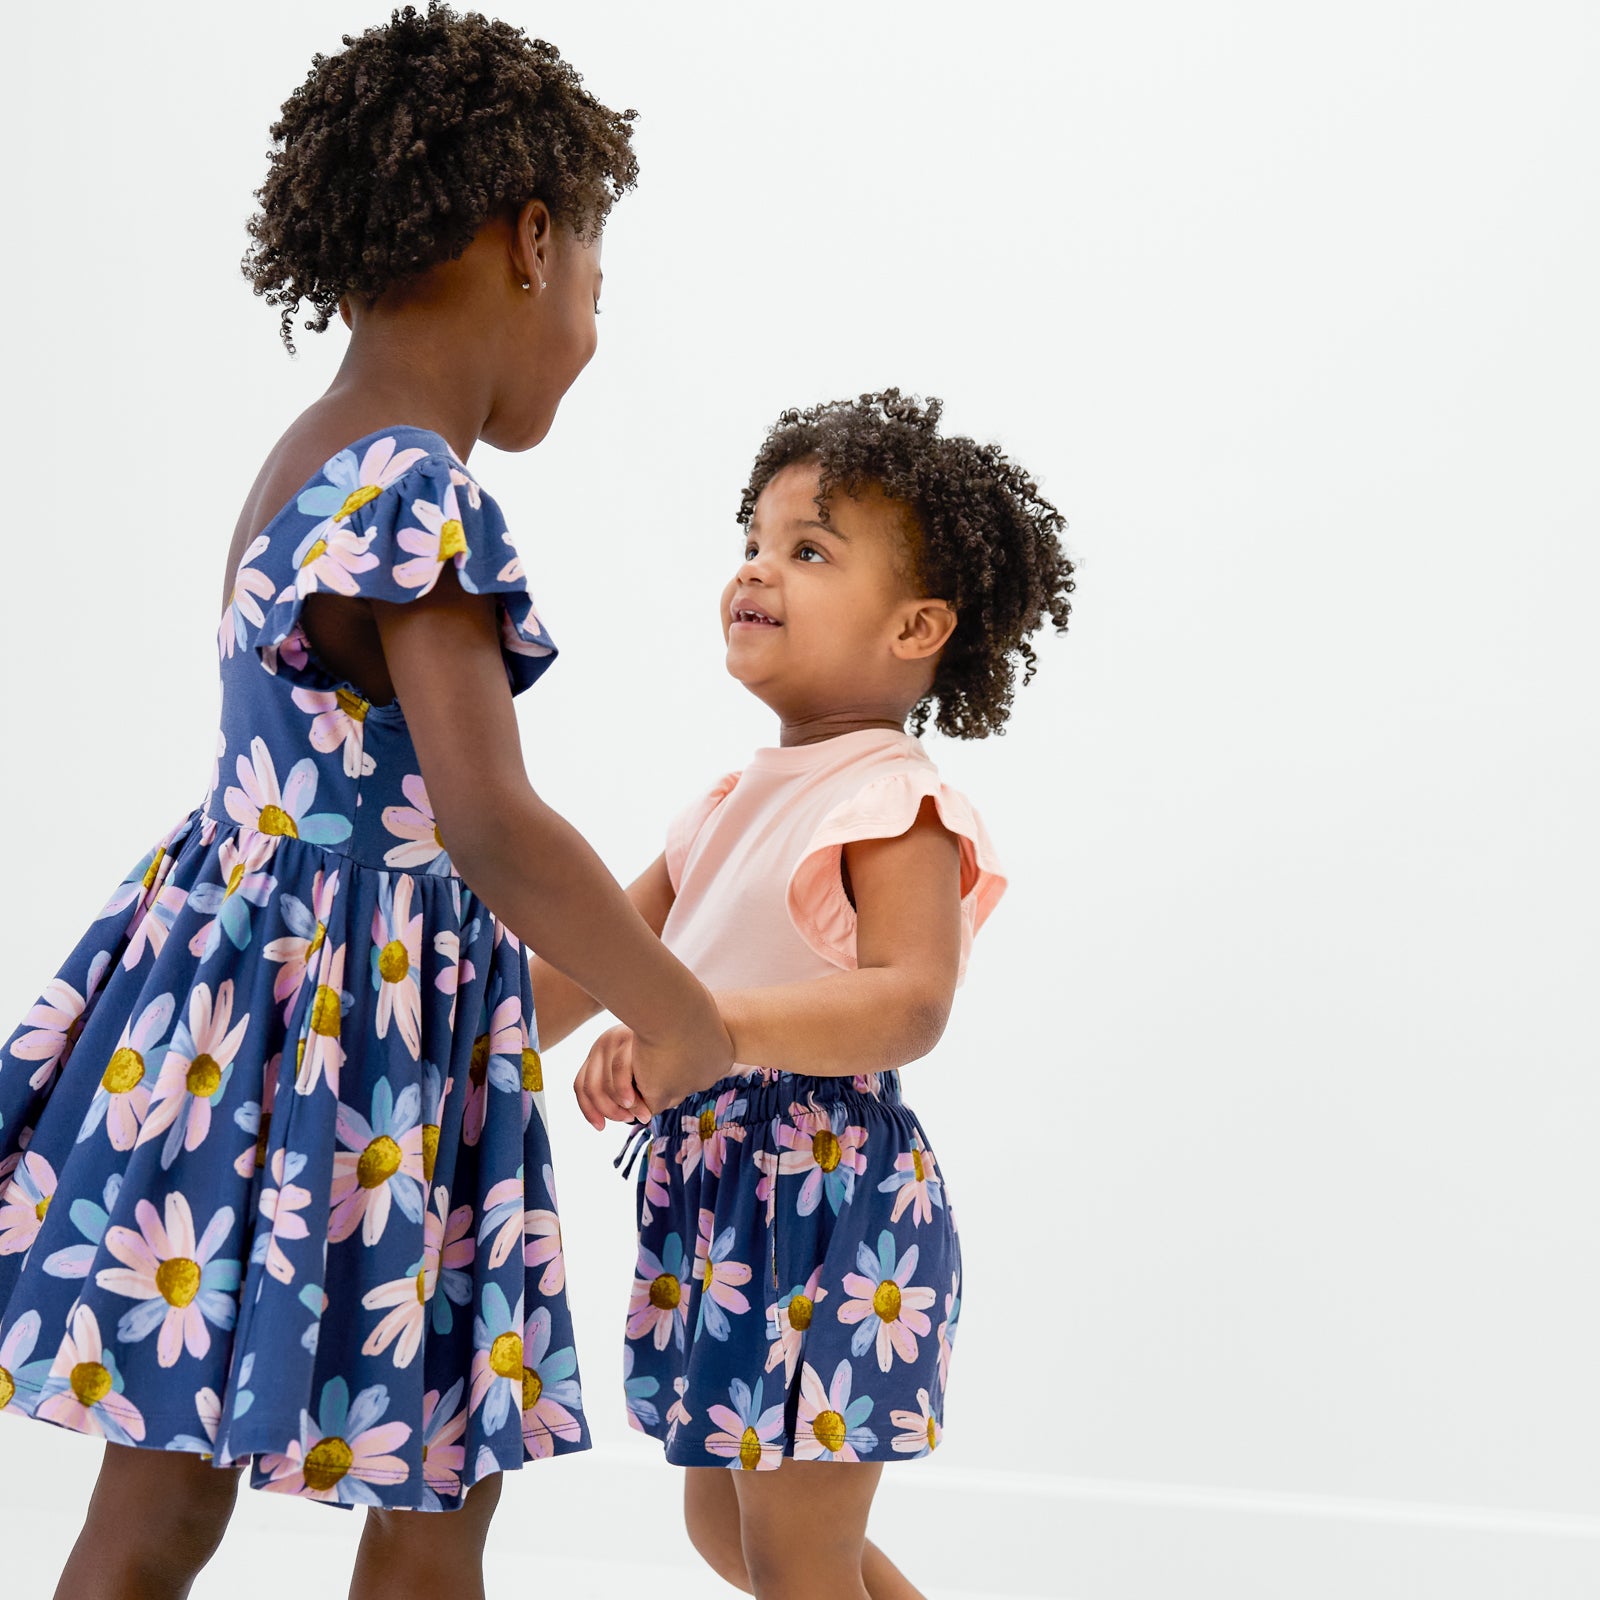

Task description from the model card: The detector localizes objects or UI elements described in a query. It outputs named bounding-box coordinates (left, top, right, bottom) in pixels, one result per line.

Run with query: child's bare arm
left=372, top=582, right=728, bottom=1084
left=713, top=796, right=963, bottom=1076
left=576, top=796, right=963, bottom=1120
left=531, top=854, right=676, bottom=1050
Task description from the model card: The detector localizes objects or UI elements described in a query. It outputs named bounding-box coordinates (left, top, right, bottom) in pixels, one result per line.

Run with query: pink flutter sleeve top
left=659, top=730, right=1007, bottom=1027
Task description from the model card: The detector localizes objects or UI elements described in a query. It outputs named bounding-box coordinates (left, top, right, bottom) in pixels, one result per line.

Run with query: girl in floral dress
left=0, top=9, right=730, bottom=1599
left=532, top=391, right=1075, bottom=1598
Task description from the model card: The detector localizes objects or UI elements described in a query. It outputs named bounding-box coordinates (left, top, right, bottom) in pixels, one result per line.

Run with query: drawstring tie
left=614, top=1119, right=654, bottom=1180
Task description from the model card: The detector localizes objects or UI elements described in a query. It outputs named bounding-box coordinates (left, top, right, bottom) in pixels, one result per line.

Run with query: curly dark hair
left=737, top=390, right=1074, bottom=739
left=244, top=3, right=638, bottom=350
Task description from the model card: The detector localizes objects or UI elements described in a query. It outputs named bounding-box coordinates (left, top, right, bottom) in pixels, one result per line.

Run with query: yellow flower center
left=415, top=1268, right=429, bottom=1304
left=70, top=1361, right=113, bottom=1407
left=912, top=1146, right=926, bottom=1183
left=648, top=1273, right=681, bottom=1311
left=489, top=1331, right=523, bottom=1380
left=310, top=985, right=342, bottom=1037
left=257, top=804, right=298, bottom=839
left=0, top=1366, right=14, bottom=1409
left=469, top=1034, right=490, bottom=1086
left=739, top=1426, right=762, bottom=1470
left=336, top=483, right=383, bottom=520
left=787, top=1293, right=814, bottom=1332
left=141, top=848, right=166, bottom=892
left=357, top=1135, right=403, bottom=1189
left=301, top=1434, right=354, bottom=1492
left=299, top=537, right=328, bottom=569
left=521, top=1049, right=543, bottom=1093
left=927, top=1415, right=938, bottom=1450
left=521, top=1366, right=542, bottom=1411
left=35, top=1194, right=52, bottom=1224
left=255, top=1113, right=271, bottom=1170
left=307, top=922, right=327, bottom=960
left=812, top=1409, right=847, bottom=1454
left=186, top=1054, right=222, bottom=1097
left=156, top=1256, right=202, bottom=1308
left=437, top=519, right=468, bottom=561
left=224, top=863, right=247, bottom=898
left=872, top=1280, right=902, bottom=1322
left=702, top=1258, right=715, bottom=1293
left=377, top=940, right=411, bottom=984
left=433, top=825, right=446, bottom=852
left=698, top=1108, right=717, bottom=1140
left=334, top=688, right=369, bottom=721
left=812, top=1128, right=842, bottom=1172
left=421, top=1123, right=440, bottom=1184
left=102, top=1047, right=144, bottom=1094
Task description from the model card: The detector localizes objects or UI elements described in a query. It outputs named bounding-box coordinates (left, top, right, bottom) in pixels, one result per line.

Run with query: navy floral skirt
left=620, top=1071, right=961, bottom=1469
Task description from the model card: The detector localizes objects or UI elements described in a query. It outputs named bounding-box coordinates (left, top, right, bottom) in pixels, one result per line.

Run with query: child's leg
left=720, top=1461, right=927, bottom=1600
left=685, top=1467, right=758, bottom=1590
left=54, top=1443, right=242, bottom=1600
left=348, top=1472, right=502, bottom=1600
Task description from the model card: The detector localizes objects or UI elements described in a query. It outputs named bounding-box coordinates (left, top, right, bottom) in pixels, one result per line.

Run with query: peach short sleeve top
left=659, top=728, right=1006, bottom=995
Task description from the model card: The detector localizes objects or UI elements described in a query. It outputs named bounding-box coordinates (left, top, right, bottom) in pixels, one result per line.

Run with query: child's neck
left=774, top=711, right=908, bottom=748
left=324, top=311, right=495, bottom=463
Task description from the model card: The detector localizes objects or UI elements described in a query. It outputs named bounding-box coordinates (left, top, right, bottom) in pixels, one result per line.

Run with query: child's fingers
left=625, top=1071, right=654, bottom=1122
left=575, top=1048, right=624, bottom=1130
left=606, top=1044, right=636, bottom=1114
left=580, top=1041, right=636, bottom=1124
left=572, top=1066, right=606, bottom=1132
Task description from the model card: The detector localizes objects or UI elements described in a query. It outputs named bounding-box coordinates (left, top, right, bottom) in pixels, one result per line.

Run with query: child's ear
left=511, top=198, right=554, bottom=293
left=893, top=600, right=957, bottom=662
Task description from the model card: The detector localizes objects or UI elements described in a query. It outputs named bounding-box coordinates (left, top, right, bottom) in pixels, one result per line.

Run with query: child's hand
left=630, top=1007, right=731, bottom=1123
left=574, top=1025, right=642, bottom=1131
left=574, top=984, right=732, bottom=1131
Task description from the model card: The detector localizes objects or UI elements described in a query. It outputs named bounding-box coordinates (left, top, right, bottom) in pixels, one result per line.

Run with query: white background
left=1, top=3, right=1597, bottom=1596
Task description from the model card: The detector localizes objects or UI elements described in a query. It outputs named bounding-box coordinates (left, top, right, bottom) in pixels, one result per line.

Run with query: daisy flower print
left=36, top=1305, right=145, bottom=1444
left=838, top=1230, right=936, bottom=1374
left=795, top=1359, right=877, bottom=1463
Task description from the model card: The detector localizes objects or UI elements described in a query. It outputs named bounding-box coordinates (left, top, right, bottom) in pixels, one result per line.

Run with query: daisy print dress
left=620, top=730, right=1004, bottom=1472
left=0, top=426, right=588, bottom=1510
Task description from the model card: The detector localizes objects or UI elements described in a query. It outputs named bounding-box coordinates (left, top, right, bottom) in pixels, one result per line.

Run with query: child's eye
left=796, top=544, right=824, bottom=562
left=743, top=543, right=759, bottom=561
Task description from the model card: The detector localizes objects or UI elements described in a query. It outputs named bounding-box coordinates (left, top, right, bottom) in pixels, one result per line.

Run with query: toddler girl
left=533, top=390, right=1074, bottom=1599
left=0, top=9, right=730, bottom=1599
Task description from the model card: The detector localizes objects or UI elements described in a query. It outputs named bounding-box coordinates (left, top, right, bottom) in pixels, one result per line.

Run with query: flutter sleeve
left=786, top=766, right=1007, bottom=984
left=664, top=772, right=742, bottom=894
left=252, top=443, right=558, bottom=695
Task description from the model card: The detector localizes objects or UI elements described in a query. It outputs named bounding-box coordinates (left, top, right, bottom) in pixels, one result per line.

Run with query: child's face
left=721, top=462, right=949, bottom=727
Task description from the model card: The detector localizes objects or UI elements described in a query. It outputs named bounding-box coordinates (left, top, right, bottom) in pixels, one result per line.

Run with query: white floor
left=1, top=1421, right=1046, bottom=1600
left=9, top=1411, right=1600, bottom=1599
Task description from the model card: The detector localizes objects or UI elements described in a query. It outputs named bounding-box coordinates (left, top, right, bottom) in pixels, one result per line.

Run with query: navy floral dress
left=0, top=427, right=587, bottom=1509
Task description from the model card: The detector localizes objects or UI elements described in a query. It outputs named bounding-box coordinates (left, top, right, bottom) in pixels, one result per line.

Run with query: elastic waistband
left=670, top=1070, right=903, bottom=1125
left=614, top=1069, right=917, bottom=1180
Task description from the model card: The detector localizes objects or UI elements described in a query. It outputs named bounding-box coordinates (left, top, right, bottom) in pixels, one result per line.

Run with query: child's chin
left=724, top=658, right=782, bottom=707
left=723, top=654, right=762, bottom=690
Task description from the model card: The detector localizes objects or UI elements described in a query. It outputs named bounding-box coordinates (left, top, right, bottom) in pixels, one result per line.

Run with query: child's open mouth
left=730, top=605, right=782, bottom=628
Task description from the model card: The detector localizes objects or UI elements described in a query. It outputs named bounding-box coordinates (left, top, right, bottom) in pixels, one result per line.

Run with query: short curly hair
left=244, top=3, right=638, bottom=350
left=737, top=390, right=1074, bottom=739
